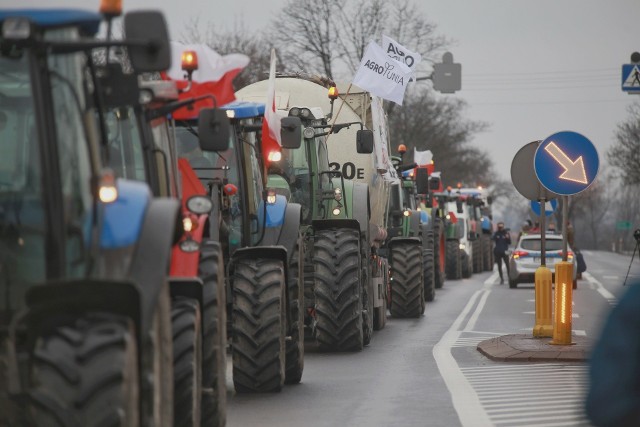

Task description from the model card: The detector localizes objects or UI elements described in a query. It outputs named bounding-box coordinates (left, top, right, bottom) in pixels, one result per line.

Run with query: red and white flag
left=261, top=49, right=281, bottom=161
left=164, top=42, right=249, bottom=119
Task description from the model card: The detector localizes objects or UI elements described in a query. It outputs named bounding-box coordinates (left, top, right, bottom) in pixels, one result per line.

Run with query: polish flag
left=261, top=49, right=281, bottom=163
left=163, top=42, right=249, bottom=120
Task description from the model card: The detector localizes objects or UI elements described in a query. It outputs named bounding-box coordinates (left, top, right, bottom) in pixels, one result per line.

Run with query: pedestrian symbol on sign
left=622, top=64, right=640, bottom=89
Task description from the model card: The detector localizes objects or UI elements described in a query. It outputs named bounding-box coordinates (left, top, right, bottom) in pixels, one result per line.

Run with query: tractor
left=0, top=7, right=180, bottom=426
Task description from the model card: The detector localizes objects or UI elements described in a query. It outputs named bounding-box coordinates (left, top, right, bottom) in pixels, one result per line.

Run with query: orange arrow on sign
left=544, top=141, right=588, bottom=184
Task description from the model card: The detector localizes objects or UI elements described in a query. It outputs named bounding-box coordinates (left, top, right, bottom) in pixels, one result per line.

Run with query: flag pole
left=327, top=83, right=353, bottom=142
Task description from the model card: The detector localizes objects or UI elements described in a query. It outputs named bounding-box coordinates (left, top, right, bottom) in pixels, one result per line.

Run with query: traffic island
left=477, top=334, right=593, bottom=362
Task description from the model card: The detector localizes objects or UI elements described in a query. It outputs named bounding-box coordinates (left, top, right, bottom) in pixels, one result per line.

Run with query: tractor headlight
left=459, top=243, right=466, bottom=250
left=179, top=238, right=200, bottom=253
left=332, top=207, right=341, bottom=216
left=334, top=187, right=342, bottom=201
left=303, top=126, right=316, bottom=139
left=403, top=210, right=411, bottom=217
left=266, top=189, right=277, bottom=205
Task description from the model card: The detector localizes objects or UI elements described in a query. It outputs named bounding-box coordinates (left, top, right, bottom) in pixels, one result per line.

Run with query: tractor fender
left=387, top=236, right=422, bottom=249
left=169, top=277, right=204, bottom=312
left=128, top=197, right=181, bottom=334
left=351, top=182, right=370, bottom=244
left=100, top=179, right=151, bottom=249
left=260, top=202, right=302, bottom=265
left=407, top=210, right=421, bottom=237
left=312, top=219, right=361, bottom=233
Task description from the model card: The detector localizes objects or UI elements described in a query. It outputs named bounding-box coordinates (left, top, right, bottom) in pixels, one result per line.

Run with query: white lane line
left=583, top=271, right=616, bottom=302
left=484, top=271, right=499, bottom=285
left=463, top=290, right=491, bottom=331
left=433, top=289, right=492, bottom=427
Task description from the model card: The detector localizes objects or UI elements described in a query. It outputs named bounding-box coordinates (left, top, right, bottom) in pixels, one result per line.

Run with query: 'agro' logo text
left=387, top=44, right=415, bottom=67
left=363, top=60, right=405, bottom=85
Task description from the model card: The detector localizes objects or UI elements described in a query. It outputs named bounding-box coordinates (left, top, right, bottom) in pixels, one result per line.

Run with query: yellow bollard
left=551, top=261, right=574, bottom=345
left=533, top=266, right=553, bottom=337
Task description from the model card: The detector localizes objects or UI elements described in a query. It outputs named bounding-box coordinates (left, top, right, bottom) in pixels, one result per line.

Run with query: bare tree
left=270, top=0, right=342, bottom=79
left=609, top=101, right=640, bottom=184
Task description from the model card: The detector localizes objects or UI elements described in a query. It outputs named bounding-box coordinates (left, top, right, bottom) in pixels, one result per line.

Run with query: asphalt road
left=225, top=250, right=640, bottom=427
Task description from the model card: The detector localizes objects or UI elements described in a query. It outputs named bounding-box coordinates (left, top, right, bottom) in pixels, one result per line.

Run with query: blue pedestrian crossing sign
left=622, top=64, right=640, bottom=93
left=530, top=199, right=558, bottom=217
left=534, top=131, right=599, bottom=196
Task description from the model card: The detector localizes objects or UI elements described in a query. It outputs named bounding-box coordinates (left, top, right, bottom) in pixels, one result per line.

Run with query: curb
left=477, top=334, right=593, bottom=362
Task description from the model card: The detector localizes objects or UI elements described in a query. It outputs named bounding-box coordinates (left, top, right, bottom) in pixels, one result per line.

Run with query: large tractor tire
left=461, top=250, right=472, bottom=279
left=285, top=239, right=304, bottom=384
left=171, top=298, right=202, bottom=427
left=198, top=241, right=226, bottom=426
left=472, top=239, right=482, bottom=274
left=28, top=314, right=140, bottom=427
left=481, top=234, right=493, bottom=272
left=389, top=242, right=424, bottom=318
left=373, top=257, right=388, bottom=331
left=446, top=240, right=462, bottom=280
left=423, top=248, right=436, bottom=302
left=361, top=238, right=374, bottom=346
left=232, top=259, right=286, bottom=393
left=313, top=228, right=363, bottom=352
left=432, top=217, right=446, bottom=289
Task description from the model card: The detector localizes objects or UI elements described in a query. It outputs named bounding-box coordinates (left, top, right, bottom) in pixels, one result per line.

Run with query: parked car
left=508, top=233, right=577, bottom=289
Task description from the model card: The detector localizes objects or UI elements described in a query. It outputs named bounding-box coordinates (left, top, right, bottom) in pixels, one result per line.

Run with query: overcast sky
left=11, top=0, right=640, bottom=182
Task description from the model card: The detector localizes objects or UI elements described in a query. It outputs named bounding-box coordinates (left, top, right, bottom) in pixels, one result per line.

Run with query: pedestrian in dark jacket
left=492, top=222, right=511, bottom=284
left=586, top=281, right=640, bottom=426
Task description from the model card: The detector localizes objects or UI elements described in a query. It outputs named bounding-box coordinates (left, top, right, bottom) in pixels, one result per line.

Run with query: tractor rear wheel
left=389, top=242, right=424, bottom=318
left=171, top=298, right=202, bottom=427
left=314, top=229, right=363, bottom=352
left=433, top=217, right=446, bottom=288
left=285, top=238, right=304, bottom=384
left=361, top=238, right=373, bottom=346
left=28, top=314, right=139, bottom=427
left=198, top=241, right=226, bottom=426
left=481, top=234, right=493, bottom=272
left=472, top=239, right=482, bottom=274
left=373, top=257, right=388, bottom=331
left=446, top=240, right=462, bottom=280
left=423, top=248, right=436, bottom=302
left=232, top=259, right=286, bottom=392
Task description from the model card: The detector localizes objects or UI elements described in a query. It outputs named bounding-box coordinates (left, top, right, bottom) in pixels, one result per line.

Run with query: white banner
left=414, top=148, right=433, bottom=166
left=382, top=35, right=422, bottom=80
left=352, top=41, right=413, bottom=105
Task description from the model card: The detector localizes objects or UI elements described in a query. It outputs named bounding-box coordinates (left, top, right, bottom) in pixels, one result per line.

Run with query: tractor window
left=279, top=141, right=312, bottom=221
left=105, top=107, right=147, bottom=183
left=151, top=119, right=177, bottom=198
left=0, top=52, right=45, bottom=320
left=47, top=29, right=94, bottom=278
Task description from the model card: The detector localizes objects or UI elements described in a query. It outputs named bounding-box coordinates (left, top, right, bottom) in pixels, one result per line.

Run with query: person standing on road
left=492, top=221, right=511, bottom=284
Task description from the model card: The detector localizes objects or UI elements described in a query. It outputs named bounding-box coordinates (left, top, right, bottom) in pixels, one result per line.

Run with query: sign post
left=511, top=141, right=559, bottom=338
left=534, top=131, right=600, bottom=345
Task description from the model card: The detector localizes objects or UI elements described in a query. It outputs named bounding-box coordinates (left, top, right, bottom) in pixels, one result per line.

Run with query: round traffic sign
left=534, top=131, right=599, bottom=196
left=511, top=141, right=559, bottom=201
left=530, top=199, right=558, bottom=217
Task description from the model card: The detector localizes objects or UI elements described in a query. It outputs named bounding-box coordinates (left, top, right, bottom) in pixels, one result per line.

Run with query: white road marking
left=583, top=272, right=616, bottom=303
left=433, top=290, right=492, bottom=426
left=484, top=271, right=499, bottom=285
left=464, top=290, right=491, bottom=331
left=461, top=364, right=590, bottom=426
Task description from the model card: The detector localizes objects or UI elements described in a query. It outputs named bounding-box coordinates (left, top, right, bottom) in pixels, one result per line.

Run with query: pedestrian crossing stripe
left=622, top=64, right=640, bottom=90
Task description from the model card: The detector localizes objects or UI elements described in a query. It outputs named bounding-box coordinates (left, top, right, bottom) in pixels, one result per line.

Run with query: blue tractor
left=0, top=8, right=180, bottom=426
left=174, top=100, right=305, bottom=392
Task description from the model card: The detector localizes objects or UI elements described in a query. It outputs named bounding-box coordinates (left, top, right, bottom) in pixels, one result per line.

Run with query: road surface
left=225, top=250, right=640, bottom=427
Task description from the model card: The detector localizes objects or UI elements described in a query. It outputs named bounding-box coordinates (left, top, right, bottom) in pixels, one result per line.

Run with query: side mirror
left=124, top=11, right=171, bottom=73
left=198, top=108, right=230, bottom=152
left=356, top=129, right=374, bottom=154
left=280, top=116, right=302, bottom=149
left=429, top=176, right=441, bottom=191
left=415, top=168, right=428, bottom=194
left=456, top=199, right=464, bottom=214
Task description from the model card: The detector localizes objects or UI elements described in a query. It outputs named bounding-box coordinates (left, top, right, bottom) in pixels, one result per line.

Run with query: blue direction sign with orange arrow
left=534, top=131, right=599, bottom=196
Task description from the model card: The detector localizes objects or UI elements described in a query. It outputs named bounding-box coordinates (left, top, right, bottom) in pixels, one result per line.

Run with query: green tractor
left=237, top=77, right=382, bottom=351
